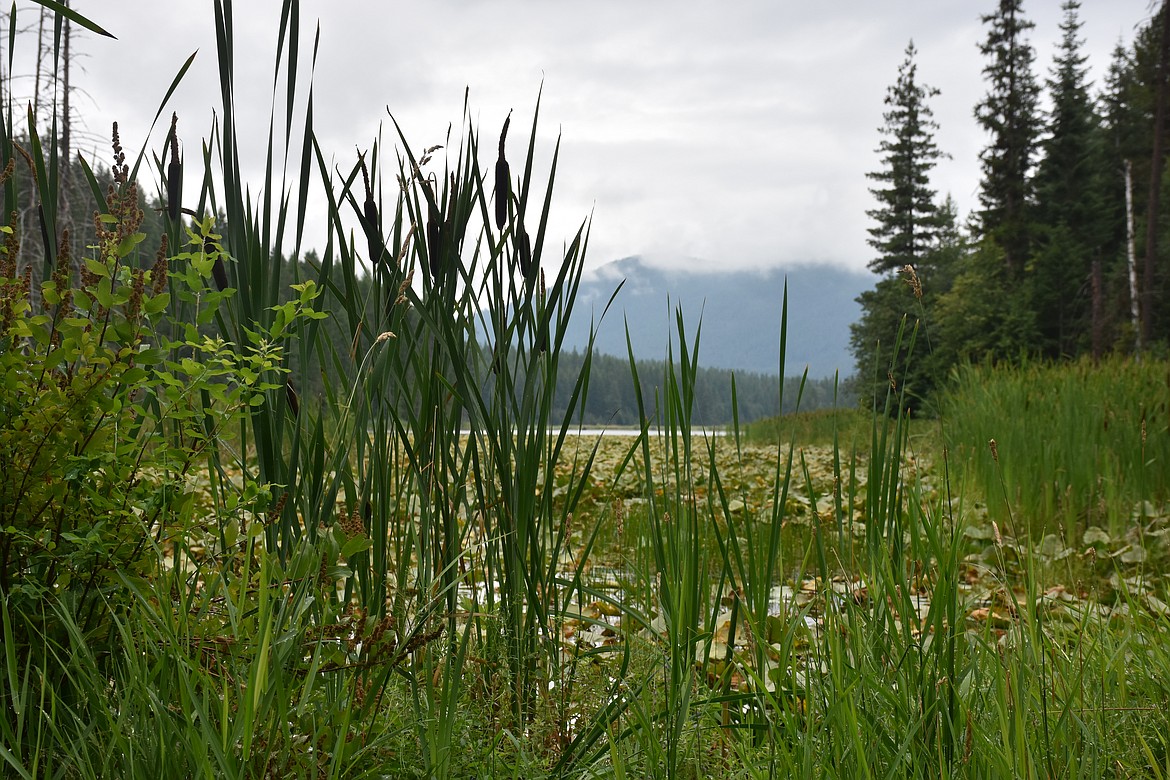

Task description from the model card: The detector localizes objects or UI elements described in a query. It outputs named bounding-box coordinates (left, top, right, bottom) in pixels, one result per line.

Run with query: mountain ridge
left=562, top=256, right=870, bottom=379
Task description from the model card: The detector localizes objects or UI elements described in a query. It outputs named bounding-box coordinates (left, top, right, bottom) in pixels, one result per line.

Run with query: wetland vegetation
left=2, top=2, right=1170, bottom=777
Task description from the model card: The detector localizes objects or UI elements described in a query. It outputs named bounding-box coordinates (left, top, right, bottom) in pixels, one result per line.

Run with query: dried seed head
left=265, top=493, right=287, bottom=525
left=494, top=111, right=511, bottom=231
left=0, top=158, right=12, bottom=186
left=125, top=266, right=146, bottom=323
left=902, top=264, right=922, bottom=301
left=166, top=113, right=182, bottom=221
left=988, top=438, right=999, bottom=464
left=395, top=268, right=413, bottom=306
left=111, top=123, right=128, bottom=184
left=12, top=142, right=36, bottom=186
left=151, top=235, right=169, bottom=295
left=376, top=330, right=396, bottom=343
left=991, top=520, right=1003, bottom=548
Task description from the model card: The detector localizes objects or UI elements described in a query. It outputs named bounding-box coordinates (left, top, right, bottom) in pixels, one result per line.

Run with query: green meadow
left=2, top=3, right=1170, bottom=778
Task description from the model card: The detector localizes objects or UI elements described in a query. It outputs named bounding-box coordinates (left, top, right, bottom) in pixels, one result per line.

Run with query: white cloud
left=7, top=0, right=1153, bottom=273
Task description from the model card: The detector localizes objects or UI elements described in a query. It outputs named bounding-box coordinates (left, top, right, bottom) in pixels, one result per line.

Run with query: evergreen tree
left=851, top=196, right=965, bottom=411
left=1142, top=1, right=1170, bottom=346
left=853, top=42, right=953, bottom=410
left=1031, top=0, right=1109, bottom=357
left=1101, top=13, right=1170, bottom=348
left=865, top=41, right=947, bottom=274
left=975, top=0, right=1041, bottom=279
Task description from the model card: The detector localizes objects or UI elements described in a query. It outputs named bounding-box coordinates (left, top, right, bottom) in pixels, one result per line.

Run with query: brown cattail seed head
left=494, top=112, right=511, bottom=231
left=205, top=237, right=229, bottom=292
left=518, top=228, right=533, bottom=281
left=358, top=151, right=381, bottom=263
left=166, top=113, right=182, bottom=221
left=988, top=438, right=999, bottom=463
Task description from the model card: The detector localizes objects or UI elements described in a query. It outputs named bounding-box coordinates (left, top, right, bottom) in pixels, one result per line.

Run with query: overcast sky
left=6, top=1, right=1156, bottom=275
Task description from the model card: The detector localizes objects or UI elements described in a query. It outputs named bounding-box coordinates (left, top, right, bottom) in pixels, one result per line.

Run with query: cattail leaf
left=285, top=377, right=299, bottom=418
left=31, top=1, right=115, bottom=38
left=426, top=202, right=441, bottom=284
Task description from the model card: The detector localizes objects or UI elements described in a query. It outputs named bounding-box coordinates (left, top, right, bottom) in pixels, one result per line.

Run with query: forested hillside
left=853, top=1, right=1170, bottom=410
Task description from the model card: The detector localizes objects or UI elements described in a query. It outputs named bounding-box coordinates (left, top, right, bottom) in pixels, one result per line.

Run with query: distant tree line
left=549, top=349, right=848, bottom=427
left=853, top=0, right=1170, bottom=412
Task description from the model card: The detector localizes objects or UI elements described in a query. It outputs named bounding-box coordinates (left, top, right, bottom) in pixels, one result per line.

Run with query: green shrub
left=0, top=166, right=310, bottom=658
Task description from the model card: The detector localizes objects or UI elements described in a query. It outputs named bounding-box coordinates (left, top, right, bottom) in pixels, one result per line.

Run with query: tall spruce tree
left=1031, top=0, right=1108, bottom=357
left=853, top=42, right=952, bottom=408
left=975, top=0, right=1041, bottom=279
left=865, top=41, right=946, bottom=274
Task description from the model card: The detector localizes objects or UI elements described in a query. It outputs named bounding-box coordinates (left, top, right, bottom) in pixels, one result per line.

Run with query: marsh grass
left=3, top=2, right=1170, bottom=778
left=943, top=357, right=1170, bottom=538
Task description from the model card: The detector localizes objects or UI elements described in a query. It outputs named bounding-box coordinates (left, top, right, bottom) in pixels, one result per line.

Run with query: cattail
left=166, top=113, right=182, bottom=221
left=358, top=151, right=381, bottom=263
left=494, top=111, right=511, bottom=231
left=206, top=236, right=229, bottom=292
left=518, top=227, right=533, bottom=281
left=285, top=376, right=299, bottom=419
